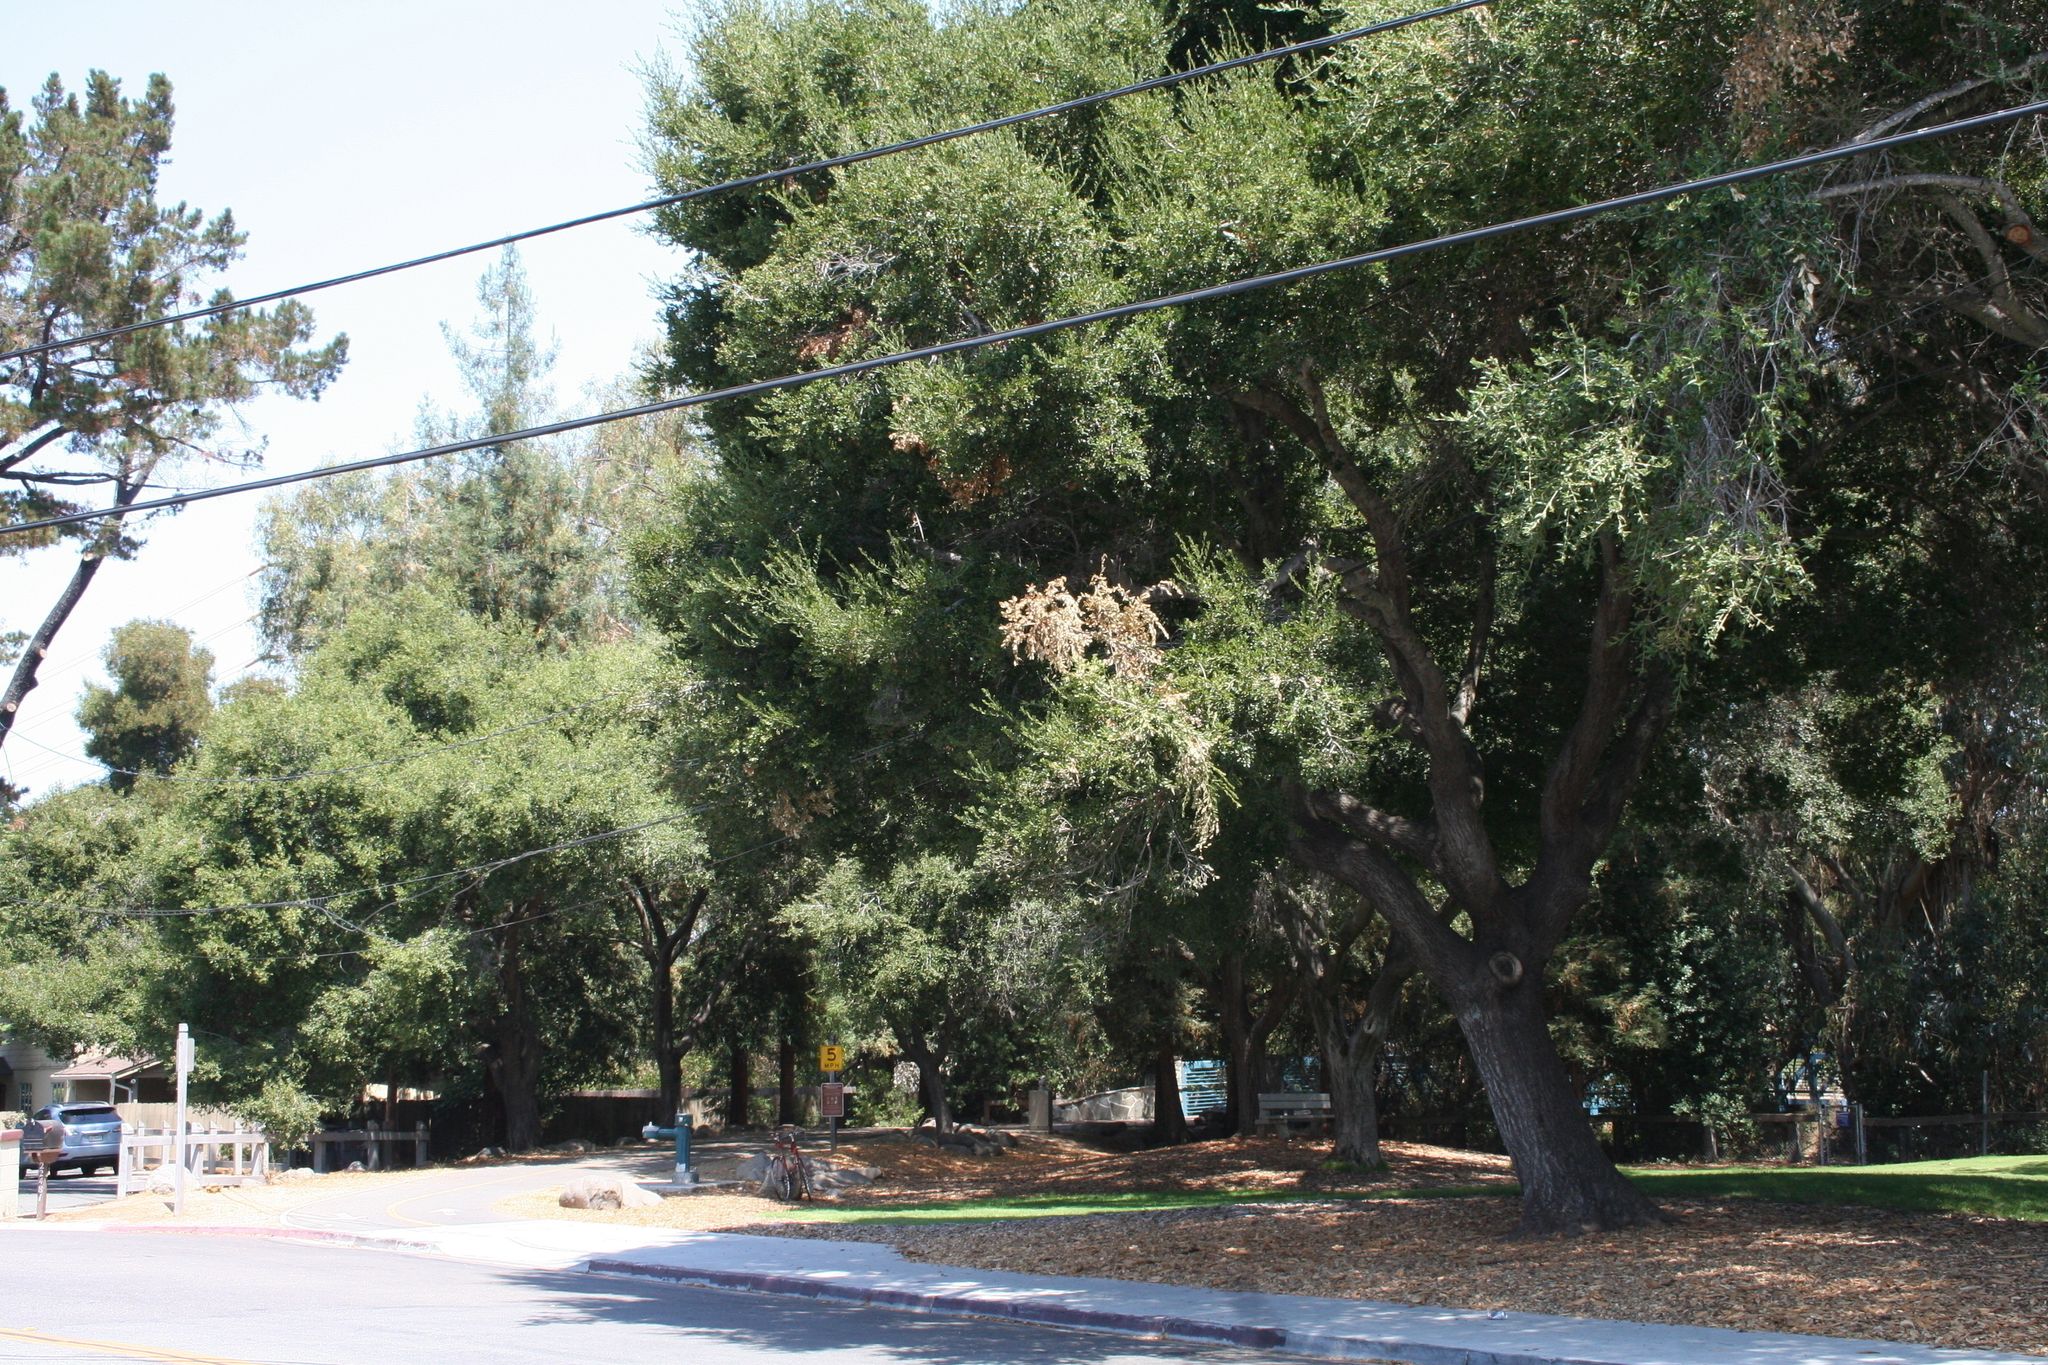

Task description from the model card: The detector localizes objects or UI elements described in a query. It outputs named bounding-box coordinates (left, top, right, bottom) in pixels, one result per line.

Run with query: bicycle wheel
left=761, top=1160, right=792, bottom=1201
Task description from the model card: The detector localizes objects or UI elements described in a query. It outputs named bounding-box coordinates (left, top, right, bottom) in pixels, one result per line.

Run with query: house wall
left=0, top=1040, right=63, bottom=1114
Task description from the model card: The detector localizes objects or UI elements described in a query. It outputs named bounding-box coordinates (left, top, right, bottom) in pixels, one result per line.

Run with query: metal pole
left=173, top=1022, right=192, bottom=1216
left=36, top=1163, right=48, bottom=1221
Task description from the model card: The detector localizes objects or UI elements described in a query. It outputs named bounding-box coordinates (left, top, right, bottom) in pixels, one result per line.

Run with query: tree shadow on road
left=492, top=1262, right=1274, bottom=1362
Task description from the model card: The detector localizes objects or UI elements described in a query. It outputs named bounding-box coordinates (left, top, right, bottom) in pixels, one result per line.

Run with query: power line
left=29, top=568, right=263, bottom=683
left=0, top=0, right=1491, bottom=366
left=6, top=97, right=2041, bottom=545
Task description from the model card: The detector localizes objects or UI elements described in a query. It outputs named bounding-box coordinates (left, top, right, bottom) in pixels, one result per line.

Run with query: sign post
left=31, top=1121, right=67, bottom=1220
left=173, top=1022, right=193, bottom=1216
left=818, top=1044, right=846, bottom=1151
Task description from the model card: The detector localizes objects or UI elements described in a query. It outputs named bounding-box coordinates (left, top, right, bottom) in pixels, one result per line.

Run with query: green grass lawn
left=788, top=1155, right=2048, bottom=1225
left=789, top=1183, right=1507, bottom=1225
left=1623, top=1154, right=2048, bottom=1221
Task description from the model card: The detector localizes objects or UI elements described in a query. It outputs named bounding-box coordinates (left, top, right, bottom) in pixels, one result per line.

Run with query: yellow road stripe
left=0, top=1327, right=259, bottom=1364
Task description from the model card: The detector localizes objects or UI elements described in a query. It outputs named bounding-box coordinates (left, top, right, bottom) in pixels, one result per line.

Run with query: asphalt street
left=0, top=1232, right=1288, bottom=1364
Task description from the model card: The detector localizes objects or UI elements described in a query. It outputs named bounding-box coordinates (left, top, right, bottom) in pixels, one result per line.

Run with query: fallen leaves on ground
left=761, top=1193, right=2048, bottom=1356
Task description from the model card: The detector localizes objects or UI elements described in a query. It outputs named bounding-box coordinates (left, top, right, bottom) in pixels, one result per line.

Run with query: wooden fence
left=310, top=1123, right=431, bottom=1172
left=117, top=1123, right=268, bottom=1196
left=1598, top=1110, right=2048, bottom=1164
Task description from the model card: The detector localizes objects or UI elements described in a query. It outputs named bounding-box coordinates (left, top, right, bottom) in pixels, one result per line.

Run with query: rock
left=809, top=1163, right=879, bottom=1191
left=147, top=1174, right=174, bottom=1194
left=345, top=1160, right=366, bottom=1172
left=558, top=1175, right=661, bottom=1210
left=735, top=1152, right=770, bottom=1182
left=279, top=1167, right=318, bottom=1182
left=459, top=1146, right=504, bottom=1164
left=548, top=1138, right=597, bottom=1154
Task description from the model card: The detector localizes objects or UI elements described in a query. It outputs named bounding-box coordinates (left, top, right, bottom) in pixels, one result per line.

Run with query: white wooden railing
left=117, top=1122, right=269, bottom=1196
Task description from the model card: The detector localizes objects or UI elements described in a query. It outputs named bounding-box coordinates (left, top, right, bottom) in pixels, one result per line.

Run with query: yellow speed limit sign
left=818, top=1044, right=846, bottom=1073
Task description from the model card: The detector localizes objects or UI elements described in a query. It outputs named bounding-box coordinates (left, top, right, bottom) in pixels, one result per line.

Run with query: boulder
left=558, top=1175, right=661, bottom=1210
left=809, top=1163, right=879, bottom=1192
left=734, top=1151, right=771, bottom=1182
left=278, top=1167, right=319, bottom=1182
left=548, top=1138, right=597, bottom=1154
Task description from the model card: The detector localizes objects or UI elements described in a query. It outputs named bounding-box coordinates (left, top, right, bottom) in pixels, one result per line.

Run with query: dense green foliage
left=3, top=5, right=2045, bottom=1212
left=75, top=620, right=215, bottom=787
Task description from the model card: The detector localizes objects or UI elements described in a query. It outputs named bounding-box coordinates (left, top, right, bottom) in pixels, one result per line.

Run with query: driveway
left=13, top=1168, right=118, bottom=1219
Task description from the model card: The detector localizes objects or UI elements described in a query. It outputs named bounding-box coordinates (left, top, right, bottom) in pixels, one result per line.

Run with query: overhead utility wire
left=0, top=0, right=1491, bottom=367
left=6, top=98, right=2041, bottom=544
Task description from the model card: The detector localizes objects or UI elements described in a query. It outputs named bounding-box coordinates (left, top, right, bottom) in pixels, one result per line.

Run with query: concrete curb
left=585, top=1258, right=1299, bottom=1354
left=94, top=1223, right=441, bottom=1256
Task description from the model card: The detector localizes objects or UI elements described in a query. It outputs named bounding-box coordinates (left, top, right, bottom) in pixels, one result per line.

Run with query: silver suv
left=20, top=1102, right=123, bottom=1176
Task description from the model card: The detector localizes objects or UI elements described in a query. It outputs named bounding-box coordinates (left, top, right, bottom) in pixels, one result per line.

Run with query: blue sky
left=3, top=0, right=685, bottom=796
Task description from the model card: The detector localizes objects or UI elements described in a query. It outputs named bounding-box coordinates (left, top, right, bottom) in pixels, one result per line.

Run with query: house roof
left=49, top=1052, right=163, bottom=1083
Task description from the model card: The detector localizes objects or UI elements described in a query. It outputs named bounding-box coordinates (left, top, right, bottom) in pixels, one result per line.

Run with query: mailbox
left=24, top=1120, right=67, bottom=1221
left=26, top=1120, right=67, bottom=1168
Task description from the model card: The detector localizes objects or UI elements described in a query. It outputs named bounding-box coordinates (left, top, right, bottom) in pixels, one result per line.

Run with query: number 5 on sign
left=818, top=1044, right=846, bottom=1073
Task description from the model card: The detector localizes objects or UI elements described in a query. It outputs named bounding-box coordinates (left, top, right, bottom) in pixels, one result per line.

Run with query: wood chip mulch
left=761, top=1194, right=2048, bottom=1356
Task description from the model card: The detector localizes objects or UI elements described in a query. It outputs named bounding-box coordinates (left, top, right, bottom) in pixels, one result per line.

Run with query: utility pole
left=173, top=1023, right=193, bottom=1216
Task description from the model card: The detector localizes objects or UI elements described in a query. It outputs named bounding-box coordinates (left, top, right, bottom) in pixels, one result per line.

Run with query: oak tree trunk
left=652, top=965, right=681, bottom=1120
left=1320, top=1017, right=1383, bottom=1168
left=1151, top=1046, right=1188, bottom=1144
left=1458, top=982, right=1663, bottom=1235
left=492, top=1008, right=542, bottom=1151
left=483, top=917, right=544, bottom=1152
left=901, top=1038, right=953, bottom=1132
left=778, top=1038, right=798, bottom=1124
left=728, top=1043, right=752, bottom=1130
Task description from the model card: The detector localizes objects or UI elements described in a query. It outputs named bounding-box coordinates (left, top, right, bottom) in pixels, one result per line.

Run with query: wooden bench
left=1255, top=1092, right=1333, bottom=1137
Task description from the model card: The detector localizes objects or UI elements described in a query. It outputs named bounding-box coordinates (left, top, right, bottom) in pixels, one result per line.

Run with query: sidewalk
left=75, top=1216, right=2045, bottom=1365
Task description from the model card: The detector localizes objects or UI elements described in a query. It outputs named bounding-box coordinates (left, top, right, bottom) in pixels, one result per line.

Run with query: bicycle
left=761, top=1124, right=814, bottom=1202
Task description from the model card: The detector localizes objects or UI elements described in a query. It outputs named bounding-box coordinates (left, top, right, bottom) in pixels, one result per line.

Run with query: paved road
left=0, top=1232, right=1283, bottom=1364
left=274, top=1148, right=691, bottom=1232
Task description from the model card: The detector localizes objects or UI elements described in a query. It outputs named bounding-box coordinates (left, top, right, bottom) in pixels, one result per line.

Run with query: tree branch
left=0, top=425, right=72, bottom=476
left=1302, top=787, right=1439, bottom=872
left=1289, top=807, right=1471, bottom=985
left=1852, top=53, right=2048, bottom=144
